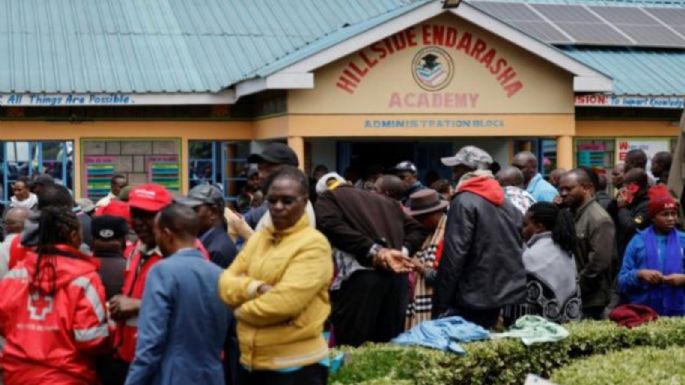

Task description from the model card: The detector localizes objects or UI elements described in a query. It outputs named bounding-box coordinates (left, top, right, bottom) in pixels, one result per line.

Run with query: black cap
left=176, top=184, right=225, bottom=213
left=92, top=215, right=128, bottom=241
left=247, top=143, right=299, bottom=167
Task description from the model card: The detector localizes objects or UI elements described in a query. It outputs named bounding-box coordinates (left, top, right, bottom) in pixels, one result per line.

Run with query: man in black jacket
left=316, top=183, right=426, bottom=347
left=607, top=168, right=650, bottom=264
left=433, top=146, right=526, bottom=328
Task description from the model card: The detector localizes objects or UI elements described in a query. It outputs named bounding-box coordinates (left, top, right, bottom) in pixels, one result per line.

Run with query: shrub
left=330, top=317, right=685, bottom=385
left=551, top=345, right=685, bottom=385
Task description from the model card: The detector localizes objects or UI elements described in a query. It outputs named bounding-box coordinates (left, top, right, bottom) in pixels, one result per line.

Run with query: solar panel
left=469, top=1, right=573, bottom=44
left=467, top=1, right=685, bottom=48
left=470, top=1, right=544, bottom=22
left=557, top=23, right=634, bottom=45
left=589, top=6, right=685, bottom=47
left=616, top=25, right=685, bottom=46
left=645, top=8, right=685, bottom=26
left=509, top=21, right=574, bottom=43
left=532, top=4, right=603, bottom=23
left=589, top=6, right=657, bottom=24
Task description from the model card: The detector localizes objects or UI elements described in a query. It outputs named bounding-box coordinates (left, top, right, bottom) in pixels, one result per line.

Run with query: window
left=189, top=141, right=251, bottom=210
left=575, top=139, right=615, bottom=170
left=1, top=141, right=74, bottom=203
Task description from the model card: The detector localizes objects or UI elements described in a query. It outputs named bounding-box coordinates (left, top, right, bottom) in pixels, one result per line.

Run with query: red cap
left=648, top=184, right=678, bottom=218
left=95, top=200, right=132, bottom=224
left=128, top=184, right=173, bottom=212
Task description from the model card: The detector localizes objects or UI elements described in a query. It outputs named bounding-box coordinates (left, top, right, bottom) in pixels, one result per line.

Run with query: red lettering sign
left=335, top=24, right=524, bottom=97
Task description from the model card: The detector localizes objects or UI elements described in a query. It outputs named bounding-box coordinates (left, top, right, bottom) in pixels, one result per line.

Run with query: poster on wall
left=147, top=155, right=180, bottom=191
left=577, top=143, right=606, bottom=168
left=615, top=138, right=671, bottom=170
left=84, top=156, right=116, bottom=200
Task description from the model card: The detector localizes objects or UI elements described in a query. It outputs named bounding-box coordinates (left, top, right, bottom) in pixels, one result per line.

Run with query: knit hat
left=647, top=184, right=678, bottom=218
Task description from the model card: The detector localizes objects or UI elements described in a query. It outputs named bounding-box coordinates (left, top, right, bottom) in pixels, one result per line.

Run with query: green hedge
left=330, top=317, right=685, bottom=385
left=551, top=345, right=685, bottom=385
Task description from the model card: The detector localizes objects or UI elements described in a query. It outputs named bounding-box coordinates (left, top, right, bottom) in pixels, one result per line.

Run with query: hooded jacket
left=434, top=175, right=527, bottom=311
left=0, top=245, right=108, bottom=385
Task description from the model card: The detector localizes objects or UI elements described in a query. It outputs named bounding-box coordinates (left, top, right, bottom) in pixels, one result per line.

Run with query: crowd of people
left=0, top=140, right=681, bottom=385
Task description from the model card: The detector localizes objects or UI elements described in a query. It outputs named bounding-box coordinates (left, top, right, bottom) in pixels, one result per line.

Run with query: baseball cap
left=91, top=215, right=129, bottom=241
left=441, top=146, right=493, bottom=169
left=247, top=143, right=299, bottom=167
left=393, top=161, right=418, bottom=174
left=177, top=184, right=225, bottom=213
left=128, top=184, right=173, bottom=212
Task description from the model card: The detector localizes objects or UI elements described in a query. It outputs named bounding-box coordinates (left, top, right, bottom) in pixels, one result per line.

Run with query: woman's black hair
left=30, top=206, right=81, bottom=295
left=527, top=202, right=577, bottom=257
left=264, top=166, right=309, bottom=197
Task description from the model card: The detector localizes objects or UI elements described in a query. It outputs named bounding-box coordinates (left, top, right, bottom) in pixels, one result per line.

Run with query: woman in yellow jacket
left=219, top=166, right=333, bottom=385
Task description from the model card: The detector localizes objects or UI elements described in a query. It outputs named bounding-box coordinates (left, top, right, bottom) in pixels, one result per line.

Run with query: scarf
left=643, top=226, right=685, bottom=316
left=419, top=215, right=447, bottom=267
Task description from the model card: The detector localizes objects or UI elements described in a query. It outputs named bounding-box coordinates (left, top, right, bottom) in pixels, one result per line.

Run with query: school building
left=0, top=0, right=683, bottom=204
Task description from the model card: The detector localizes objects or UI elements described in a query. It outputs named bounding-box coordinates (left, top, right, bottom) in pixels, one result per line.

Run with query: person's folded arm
left=218, top=237, right=263, bottom=308
left=234, top=241, right=333, bottom=327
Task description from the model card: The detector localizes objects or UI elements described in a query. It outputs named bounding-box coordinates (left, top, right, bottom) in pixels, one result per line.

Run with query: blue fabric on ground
left=391, top=316, right=490, bottom=354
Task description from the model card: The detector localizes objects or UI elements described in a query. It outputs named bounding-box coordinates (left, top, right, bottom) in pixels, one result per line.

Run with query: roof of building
left=0, top=0, right=428, bottom=94
left=472, top=0, right=685, bottom=6
left=1, top=0, right=684, bottom=98
left=562, top=46, right=685, bottom=96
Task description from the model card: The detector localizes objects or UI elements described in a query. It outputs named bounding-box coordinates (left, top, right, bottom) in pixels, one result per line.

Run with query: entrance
left=337, top=141, right=453, bottom=185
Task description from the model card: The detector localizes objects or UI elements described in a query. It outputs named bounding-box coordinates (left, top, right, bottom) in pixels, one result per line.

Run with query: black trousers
left=330, top=270, right=408, bottom=347
left=447, top=305, right=500, bottom=329
left=96, top=355, right=129, bottom=385
left=583, top=306, right=605, bottom=320
left=238, top=363, right=328, bottom=385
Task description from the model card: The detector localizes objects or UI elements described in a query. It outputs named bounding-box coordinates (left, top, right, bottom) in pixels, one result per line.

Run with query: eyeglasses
left=267, top=196, right=302, bottom=205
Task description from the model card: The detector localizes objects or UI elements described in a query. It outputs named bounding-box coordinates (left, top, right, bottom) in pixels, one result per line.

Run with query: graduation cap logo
left=412, top=47, right=454, bottom=92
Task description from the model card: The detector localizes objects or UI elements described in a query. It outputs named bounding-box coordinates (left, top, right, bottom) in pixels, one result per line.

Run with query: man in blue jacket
left=125, top=204, right=229, bottom=385
left=512, top=151, right=558, bottom=203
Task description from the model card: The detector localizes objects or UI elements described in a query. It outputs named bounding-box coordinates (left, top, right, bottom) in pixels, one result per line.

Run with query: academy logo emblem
left=412, top=47, right=454, bottom=92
